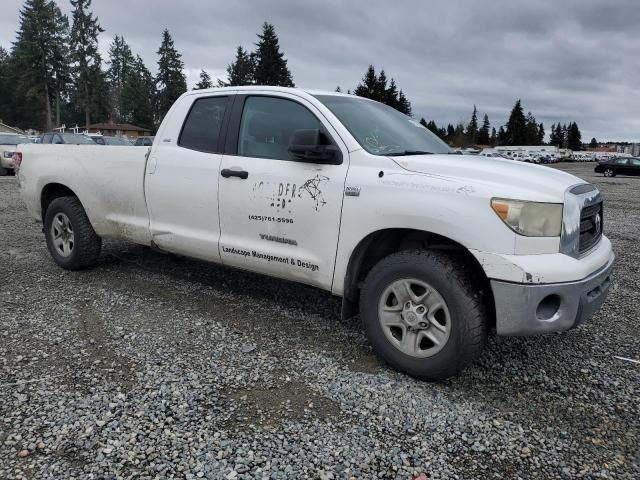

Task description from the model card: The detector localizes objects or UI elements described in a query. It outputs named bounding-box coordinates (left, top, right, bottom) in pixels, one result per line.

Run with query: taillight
left=12, top=152, right=22, bottom=170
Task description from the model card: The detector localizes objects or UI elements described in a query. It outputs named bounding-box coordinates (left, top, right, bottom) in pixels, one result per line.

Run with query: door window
left=179, top=96, right=228, bottom=153
left=238, top=96, right=323, bottom=161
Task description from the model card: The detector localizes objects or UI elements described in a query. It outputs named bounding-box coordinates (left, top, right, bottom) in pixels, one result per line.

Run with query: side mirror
left=288, top=129, right=341, bottom=164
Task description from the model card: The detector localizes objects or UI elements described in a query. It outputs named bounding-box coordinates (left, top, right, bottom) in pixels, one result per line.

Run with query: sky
left=1, top=0, right=639, bottom=142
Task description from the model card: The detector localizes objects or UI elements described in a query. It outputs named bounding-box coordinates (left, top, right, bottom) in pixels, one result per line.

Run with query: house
left=83, top=122, right=152, bottom=138
left=0, top=121, right=24, bottom=134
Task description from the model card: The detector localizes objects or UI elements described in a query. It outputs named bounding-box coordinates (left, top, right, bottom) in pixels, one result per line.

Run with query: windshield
left=60, top=133, right=96, bottom=145
left=314, top=94, right=451, bottom=156
left=0, top=134, right=29, bottom=145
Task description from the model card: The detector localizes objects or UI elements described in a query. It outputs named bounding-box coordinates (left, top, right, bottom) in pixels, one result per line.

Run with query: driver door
left=217, top=93, right=349, bottom=290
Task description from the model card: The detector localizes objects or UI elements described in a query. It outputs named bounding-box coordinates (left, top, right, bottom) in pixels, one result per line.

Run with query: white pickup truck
left=16, top=87, right=614, bottom=380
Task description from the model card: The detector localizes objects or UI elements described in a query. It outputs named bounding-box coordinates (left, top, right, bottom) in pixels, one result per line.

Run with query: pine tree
left=490, top=127, right=497, bottom=146
left=567, top=122, right=582, bottom=151
left=446, top=124, right=455, bottom=142
left=396, top=90, right=412, bottom=116
left=155, top=29, right=187, bottom=122
left=561, top=124, right=568, bottom=148
left=524, top=112, right=539, bottom=145
left=107, top=35, right=135, bottom=122
left=374, top=70, right=388, bottom=102
left=226, top=46, right=254, bottom=86
left=497, top=126, right=507, bottom=145
left=538, top=122, right=545, bottom=144
left=419, top=118, right=428, bottom=128
left=253, top=22, right=294, bottom=87
left=70, top=0, right=105, bottom=127
left=121, top=55, right=155, bottom=129
left=505, top=100, right=527, bottom=145
left=477, top=113, right=490, bottom=145
left=466, top=105, right=479, bottom=144
left=10, top=0, right=70, bottom=130
left=194, top=70, right=213, bottom=89
left=384, top=78, right=399, bottom=109
left=354, top=65, right=378, bottom=99
left=0, top=47, right=11, bottom=123
left=589, top=137, right=598, bottom=148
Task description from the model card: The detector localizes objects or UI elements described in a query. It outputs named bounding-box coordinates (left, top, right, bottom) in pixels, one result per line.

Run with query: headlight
left=491, top=198, right=563, bottom=237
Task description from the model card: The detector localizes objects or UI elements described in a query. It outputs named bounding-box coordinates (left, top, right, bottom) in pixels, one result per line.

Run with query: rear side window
left=179, top=96, right=228, bottom=153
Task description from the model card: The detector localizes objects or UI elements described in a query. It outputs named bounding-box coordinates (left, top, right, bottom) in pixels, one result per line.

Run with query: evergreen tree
left=121, top=55, right=155, bottom=129
left=561, top=124, right=568, bottom=148
left=155, top=29, right=187, bottom=122
left=121, top=55, right=155, bottom=128
left=419, top=118, right=428, bottom=128
left=384, top=78, right=399, bottom=109
left=354, top=65, right=378, bottom=99
left=589, top=137, right=598, bottom=148
left=10, top=0, right=70, bottom=130
left=567, top=122, right=582, bottom=151
left=396, top=90, right=412, bottom=116
left=490, top=127, right=497, bottom=146
left=505, top=100, right=527, bottom=145
left=226, top=46, right=255, bottom=86
left=0, top=47, right=11, bottom=123
left=446, top=124, right=455, bottom=142
left=524, top=112, right=539, bottom=145
left=537, top=122, right=545, bottom=145
left=194, top=69, right=213, bottom=89
left=107, top=35, right=135, bottom=122
left=375, top=70, right=388, bottom=103
left=477, top=113, right=490, bottom=145
left=253, top=22, right=294, bottom=87
left=466, top=105, right=479, bottom=144
left=70, top=0, right=105, bottom=127
left=497, top=126, right=507, bottom=145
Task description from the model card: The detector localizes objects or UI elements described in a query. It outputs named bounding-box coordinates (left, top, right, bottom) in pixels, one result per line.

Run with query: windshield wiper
left=387, top=150, right=434, bottom=156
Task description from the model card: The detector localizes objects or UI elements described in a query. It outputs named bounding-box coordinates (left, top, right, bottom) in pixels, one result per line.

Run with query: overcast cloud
left=1, top=0, right=639, bottom=141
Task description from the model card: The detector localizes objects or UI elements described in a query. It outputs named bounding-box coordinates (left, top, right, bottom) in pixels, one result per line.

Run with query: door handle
left=221, top=168, right=249, bottom=179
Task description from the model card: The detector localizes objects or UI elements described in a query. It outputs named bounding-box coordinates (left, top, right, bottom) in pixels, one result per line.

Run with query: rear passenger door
left=145, top=94, right=232, bottom=262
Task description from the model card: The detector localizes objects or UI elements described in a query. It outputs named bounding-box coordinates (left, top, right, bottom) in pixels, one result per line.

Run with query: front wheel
left=44, top=196, right=102, bottom=270
left=603, top=168, right=615, bottom=177
left=360, top=250, right=488, bottom=380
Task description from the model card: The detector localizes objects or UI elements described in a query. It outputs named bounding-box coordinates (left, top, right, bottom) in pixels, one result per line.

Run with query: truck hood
left=389, top=154, right=587, bottom=202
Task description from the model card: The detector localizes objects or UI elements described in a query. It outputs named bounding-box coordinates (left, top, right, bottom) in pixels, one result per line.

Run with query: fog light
left=536, top=294, right=561, bottom=321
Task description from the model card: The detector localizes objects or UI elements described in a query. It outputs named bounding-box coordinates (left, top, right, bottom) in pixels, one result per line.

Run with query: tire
left=360, top=250, right=488, bottom=380
left=44, top=196, right=101, bottom=270
left=0, top=165, right=8, bottom=176
left=604, top=168, right=615, bottom=177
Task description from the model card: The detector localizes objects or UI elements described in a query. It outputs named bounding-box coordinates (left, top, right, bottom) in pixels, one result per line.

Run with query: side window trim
left=177, top=94, right=235, bottom=154
left=224, top=94, right=339, bottom=162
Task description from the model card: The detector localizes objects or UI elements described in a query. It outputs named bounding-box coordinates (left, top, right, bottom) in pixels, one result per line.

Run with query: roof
left=184, top=85, right=344, bottom=98
left=0, top=121, right=25, bottom=134
left=84, top=123, right=150, bottom=131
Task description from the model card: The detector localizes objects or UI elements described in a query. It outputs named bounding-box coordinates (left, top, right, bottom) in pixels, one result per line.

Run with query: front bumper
left=491, top=255, right=614, bottom=335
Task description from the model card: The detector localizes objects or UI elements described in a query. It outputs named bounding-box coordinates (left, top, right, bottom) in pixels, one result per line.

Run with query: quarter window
left=179, top=96, right=228, bottom=153
left=238, top=96, right=323, bottom=161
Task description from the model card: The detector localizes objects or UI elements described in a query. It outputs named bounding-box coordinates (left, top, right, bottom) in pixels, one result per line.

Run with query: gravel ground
left=0, top=162, right=638, bottom=479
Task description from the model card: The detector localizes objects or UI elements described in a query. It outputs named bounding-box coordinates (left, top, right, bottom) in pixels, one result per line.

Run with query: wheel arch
left=341, top=228, right=495, bottom=326
left=40, top=183, right=80, bottom=222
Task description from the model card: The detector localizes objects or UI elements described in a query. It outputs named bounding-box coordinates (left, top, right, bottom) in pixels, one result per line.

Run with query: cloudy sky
left=1, top=0, right=639, bottom=141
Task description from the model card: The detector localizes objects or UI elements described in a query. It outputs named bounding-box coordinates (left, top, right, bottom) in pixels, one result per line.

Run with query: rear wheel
left=360, top=250, right=488, bottom=380
left=44, top=196, right=101, bottom=270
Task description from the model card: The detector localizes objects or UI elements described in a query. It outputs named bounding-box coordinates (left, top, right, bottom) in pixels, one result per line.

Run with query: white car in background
left=0, top=133, right=32, bottom=175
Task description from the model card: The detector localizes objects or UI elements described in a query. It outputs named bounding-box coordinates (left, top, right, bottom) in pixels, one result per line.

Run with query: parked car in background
left=91, top=136, right=133, bottom=146
left=595, top=157, right=640, bottom=177
left=40, top=132, right=96, bottom=145
left=134, top=136, right=155, bottom=146
left=0, top=133, right=32, bottom=175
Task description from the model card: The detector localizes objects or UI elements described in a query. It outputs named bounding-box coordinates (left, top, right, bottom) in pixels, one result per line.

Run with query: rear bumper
left=491, top=254, right=614, bottom=336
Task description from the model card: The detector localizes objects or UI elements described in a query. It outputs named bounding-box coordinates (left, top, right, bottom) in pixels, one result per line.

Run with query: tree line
left=419, top=101, right=583, bottom=150
left=0, top=0, right=585, bottom=150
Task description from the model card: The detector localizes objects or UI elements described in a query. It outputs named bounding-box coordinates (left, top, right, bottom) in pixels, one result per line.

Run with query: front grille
left=579, top=202, right=603, bottom=254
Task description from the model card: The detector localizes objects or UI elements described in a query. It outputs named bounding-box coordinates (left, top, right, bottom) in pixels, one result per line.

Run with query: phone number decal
left=248, top=214, right=294, bottom=224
